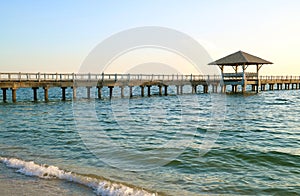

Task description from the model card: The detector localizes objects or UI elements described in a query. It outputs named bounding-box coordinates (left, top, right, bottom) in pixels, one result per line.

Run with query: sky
left=1, top=0, right=300, bottom=75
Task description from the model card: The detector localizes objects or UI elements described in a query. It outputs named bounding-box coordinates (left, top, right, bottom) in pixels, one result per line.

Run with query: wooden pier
left=0, top=72, right=220, bottom=102
left=0, top=72, right=300, bottom=102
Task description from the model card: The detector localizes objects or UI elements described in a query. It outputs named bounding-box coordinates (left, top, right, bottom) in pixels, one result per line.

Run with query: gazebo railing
left=222, top=72, right=259, bottom=80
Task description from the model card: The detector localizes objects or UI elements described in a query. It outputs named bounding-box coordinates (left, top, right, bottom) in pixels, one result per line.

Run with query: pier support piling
left=277, top=83, right=282, bottom=90
left=43, top=87, right=49, bottom=101
left=212, top=85, right=218, bottom=93
left=140, top=86, right=144, bottom=97
left=158, top=85, right=162, bottom=96
left=285, top=83, right=290, bottom=90
left=61, top=87, right=67, bottom=101
left=164, top=85, right=168, bottom=96
left=203, top=85, right=208, bottom=93
left=86, top=87, right=91, bottom=99
left=108, top=86, right=114, bottom=99
left=120, top=86, right=124, bottom=98
left=72, top=86, right=76, bottom=99
left=129, top=86, right=133, bottom=98
left=2, top=88, right=7, bottom=102
left=97, top=86, right=102, bottom=99
left=192, top=85, right=197, bottom=94
left=147, top=85, right=151, bottom=97
left=32, top=87, right=38, bottom=101
left=176, top=85, right=180, bottom=95
left=12, top=88, right=17, bottom=103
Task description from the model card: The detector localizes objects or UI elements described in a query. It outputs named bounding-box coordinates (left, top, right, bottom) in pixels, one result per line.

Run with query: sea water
left=0, top=87, right=299, bottom=195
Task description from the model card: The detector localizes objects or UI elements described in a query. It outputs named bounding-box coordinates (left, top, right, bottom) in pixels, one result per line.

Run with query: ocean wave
left=0, top=156, right=156, bottom=196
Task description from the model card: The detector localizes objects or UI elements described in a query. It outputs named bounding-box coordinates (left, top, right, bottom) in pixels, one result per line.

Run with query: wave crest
left=0, top=157, right=156, bottom=196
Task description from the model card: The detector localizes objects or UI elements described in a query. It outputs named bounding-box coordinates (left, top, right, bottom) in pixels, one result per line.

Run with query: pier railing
left=0, top=72, right=222, bottom=82
left=260, top=75, right=300, bottom=80
left=2, top=72, right=300, bottom=83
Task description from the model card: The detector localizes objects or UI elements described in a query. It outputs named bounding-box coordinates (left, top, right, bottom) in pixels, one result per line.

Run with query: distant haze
left=126, top=62, right=180, bottom=74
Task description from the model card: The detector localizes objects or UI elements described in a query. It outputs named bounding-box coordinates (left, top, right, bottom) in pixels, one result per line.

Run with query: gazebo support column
left=232, top=85, right=237, bottom=93
left=242, top=84, right=246, bottom=93
left=221, top=85, right=226, bottom=93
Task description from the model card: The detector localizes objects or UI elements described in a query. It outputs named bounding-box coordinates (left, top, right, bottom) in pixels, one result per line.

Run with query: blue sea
left=0, top=86, right=300, bottom=195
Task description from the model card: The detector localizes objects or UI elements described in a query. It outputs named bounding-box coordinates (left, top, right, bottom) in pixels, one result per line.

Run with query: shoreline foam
left=0, top=156, right=157, bottom=196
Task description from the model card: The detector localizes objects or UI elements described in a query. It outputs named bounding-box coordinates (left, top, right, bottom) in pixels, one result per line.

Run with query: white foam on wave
left=0, top=156, right=157, bottom=196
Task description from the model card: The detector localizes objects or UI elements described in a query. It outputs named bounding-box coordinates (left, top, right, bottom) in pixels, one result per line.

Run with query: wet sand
left=0, top=164, right=95, bottom=196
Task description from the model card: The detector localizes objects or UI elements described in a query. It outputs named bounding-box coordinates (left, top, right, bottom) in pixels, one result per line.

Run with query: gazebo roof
left=208, top=51, right=273, bottom=66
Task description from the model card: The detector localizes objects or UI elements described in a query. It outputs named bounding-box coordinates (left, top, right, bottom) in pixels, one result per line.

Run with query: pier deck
left=0, top=72, right=300, bottom=102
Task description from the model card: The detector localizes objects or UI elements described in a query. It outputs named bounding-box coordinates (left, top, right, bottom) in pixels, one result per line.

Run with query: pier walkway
left=0, top=72, right=300, bottom=102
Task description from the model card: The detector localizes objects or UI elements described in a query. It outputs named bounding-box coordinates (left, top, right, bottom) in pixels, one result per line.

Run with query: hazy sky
left=1, top=0, right=300, bottom=75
